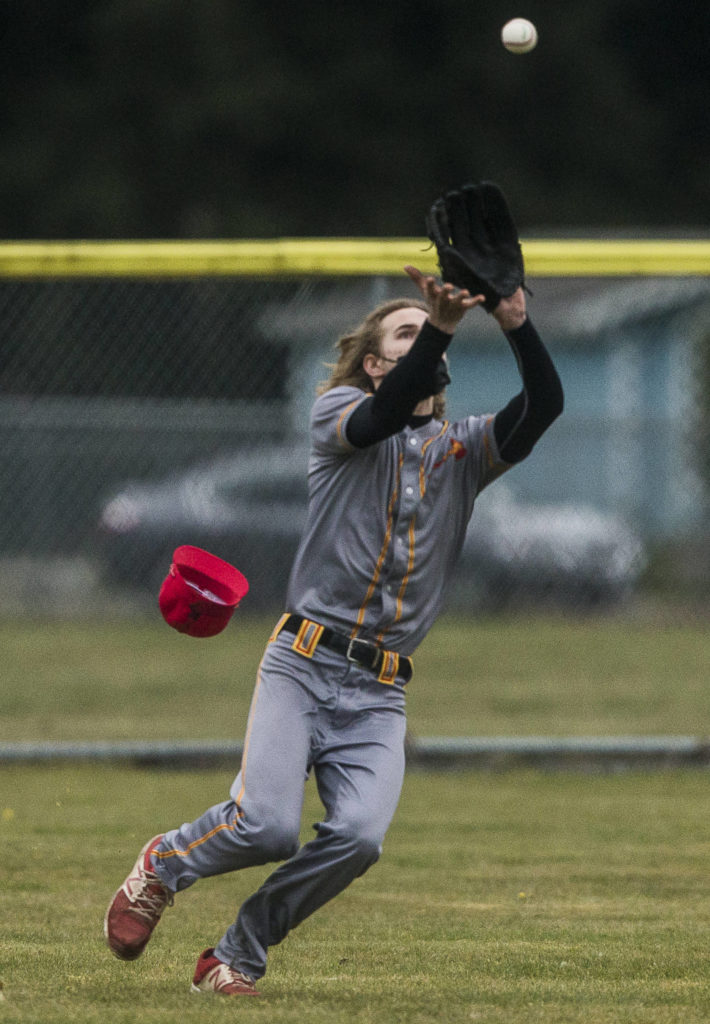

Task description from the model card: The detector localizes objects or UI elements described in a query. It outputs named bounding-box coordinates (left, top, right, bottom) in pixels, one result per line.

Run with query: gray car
left=96, top=447, right=645, bottom=611
left=455, top=482, right=645, bottom=609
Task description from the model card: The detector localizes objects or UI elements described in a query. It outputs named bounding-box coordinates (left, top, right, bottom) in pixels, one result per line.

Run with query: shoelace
left=124, top=872, right=174, bottom=921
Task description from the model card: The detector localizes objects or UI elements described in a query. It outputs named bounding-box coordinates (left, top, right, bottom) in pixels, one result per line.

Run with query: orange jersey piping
left=351, top=450, right=403, bottom=639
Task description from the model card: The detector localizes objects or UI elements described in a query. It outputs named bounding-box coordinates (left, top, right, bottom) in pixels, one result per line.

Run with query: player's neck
left=413, top=396, right=434, bottom=416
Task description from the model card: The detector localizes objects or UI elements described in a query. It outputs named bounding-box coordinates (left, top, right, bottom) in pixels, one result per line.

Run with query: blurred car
left=95, top=448, right=645, bottom=611
left=455, top=483, right=645, bottom=610
left=95, top=447, right=310, bottom=608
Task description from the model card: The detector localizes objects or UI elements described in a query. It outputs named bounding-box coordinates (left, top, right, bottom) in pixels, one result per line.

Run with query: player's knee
left=323, top=822, right=383, bottom=868
left=350, top=832, right=382, bottom=870
left=253, top=818, right=300, bottom=862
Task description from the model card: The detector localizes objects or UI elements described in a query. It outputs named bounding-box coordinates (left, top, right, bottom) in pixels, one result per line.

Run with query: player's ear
left=363, top=352, right=384, bottom=383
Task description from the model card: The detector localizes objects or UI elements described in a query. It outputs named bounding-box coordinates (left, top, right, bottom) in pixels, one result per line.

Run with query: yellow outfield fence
left=0, top=238, right=709, bottom=278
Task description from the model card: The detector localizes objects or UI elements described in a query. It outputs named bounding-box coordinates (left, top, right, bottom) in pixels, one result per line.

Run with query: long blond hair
left=317, top=298, right=446, bottom=418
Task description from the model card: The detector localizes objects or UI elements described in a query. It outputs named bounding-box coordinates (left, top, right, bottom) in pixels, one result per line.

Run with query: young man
left=104, top=263, right=563, bottom=996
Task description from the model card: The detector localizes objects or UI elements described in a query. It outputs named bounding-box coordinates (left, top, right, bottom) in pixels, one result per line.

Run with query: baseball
left=501, top=18, right=538, bottom=54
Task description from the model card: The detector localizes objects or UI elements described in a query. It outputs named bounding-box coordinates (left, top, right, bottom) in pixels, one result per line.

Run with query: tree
left=0, top=0, right=708, bottom=237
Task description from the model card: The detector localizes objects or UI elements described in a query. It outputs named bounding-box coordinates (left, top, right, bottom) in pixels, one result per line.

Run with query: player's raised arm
left=426, top=182, right=563, bottom=462
left=491, top=291, right=564, bottom=464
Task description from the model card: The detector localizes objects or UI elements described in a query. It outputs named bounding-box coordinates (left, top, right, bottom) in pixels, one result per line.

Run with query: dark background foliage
left=1, top=0, right=708, bottom=238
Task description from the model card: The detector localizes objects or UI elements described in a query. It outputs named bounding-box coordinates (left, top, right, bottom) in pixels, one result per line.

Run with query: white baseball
left=501, top=18, right=538, bottom=54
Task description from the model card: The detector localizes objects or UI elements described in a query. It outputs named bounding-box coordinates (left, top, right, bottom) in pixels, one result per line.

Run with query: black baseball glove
left=425, top=181, right=526, bottom=312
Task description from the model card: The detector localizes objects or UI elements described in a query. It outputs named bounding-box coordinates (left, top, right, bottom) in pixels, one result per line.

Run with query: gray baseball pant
left=151, top=633, right=408, bottom=980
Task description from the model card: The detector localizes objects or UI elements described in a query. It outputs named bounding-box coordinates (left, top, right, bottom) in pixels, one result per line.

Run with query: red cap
left=158, top=545, right=249, bottom=638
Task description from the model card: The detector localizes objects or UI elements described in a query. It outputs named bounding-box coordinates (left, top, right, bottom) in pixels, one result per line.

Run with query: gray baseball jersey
left=286, top=385, right=508, bottom=656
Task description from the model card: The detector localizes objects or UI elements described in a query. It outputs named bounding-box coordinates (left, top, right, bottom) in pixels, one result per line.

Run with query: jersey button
left=409, top=437, right=418, bottom=447
left=405, top=486, right=414, bottom=496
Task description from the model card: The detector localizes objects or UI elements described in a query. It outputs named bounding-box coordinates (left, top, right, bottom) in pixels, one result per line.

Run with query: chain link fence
left=1, top=264, right=707, bottom=618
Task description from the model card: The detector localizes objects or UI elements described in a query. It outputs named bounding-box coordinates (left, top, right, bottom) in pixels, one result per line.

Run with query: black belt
left=276, top=614, right=412, bottom=685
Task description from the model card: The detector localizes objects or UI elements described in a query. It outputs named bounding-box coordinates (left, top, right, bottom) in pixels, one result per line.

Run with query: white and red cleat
left=104, top=835, right=173, bottom=960
left=191, top=948, right=261, bottom=996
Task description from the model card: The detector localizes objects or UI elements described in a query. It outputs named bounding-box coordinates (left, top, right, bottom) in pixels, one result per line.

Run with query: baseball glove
left=425, top=181, right=525, bottom=312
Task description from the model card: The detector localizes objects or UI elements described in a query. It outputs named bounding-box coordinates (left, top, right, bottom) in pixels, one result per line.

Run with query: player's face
left=375, top=307, right=429, bottom=372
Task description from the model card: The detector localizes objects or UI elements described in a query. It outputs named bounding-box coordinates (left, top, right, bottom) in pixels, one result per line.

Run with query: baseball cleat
left=191, top=948, right=261, bottom=996
left=104, top=834, right=173, bottom=960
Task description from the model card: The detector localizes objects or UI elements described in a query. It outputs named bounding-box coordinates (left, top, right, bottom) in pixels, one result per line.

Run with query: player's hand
left=492, top=287, right=527, bottom=331
left=404, top=264, right=484, bottom=334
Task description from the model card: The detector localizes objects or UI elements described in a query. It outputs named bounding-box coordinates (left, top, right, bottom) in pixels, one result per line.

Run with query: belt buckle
left=346, top=637, right=379, bottom=671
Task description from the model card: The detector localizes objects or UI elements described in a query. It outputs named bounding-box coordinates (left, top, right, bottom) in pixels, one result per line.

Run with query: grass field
left=3, top=765, right=710, bottom=1023
left=3, top=609, right=710, bottom=741
left=3, top=610, right=710, bottom=1021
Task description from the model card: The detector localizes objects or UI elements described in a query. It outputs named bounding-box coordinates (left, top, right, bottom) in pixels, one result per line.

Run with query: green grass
left=2, top=611, right=710, bottom=741
left=4, top=610, right=710, bottom=1021
left=3, top=765, right=710, bottom=1022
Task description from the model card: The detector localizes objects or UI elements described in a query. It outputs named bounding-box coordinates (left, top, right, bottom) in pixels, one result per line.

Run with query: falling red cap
left=158, top=545, right=249, bottom=638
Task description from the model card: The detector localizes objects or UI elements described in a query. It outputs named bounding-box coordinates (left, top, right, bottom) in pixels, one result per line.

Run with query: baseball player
left=104, top=183, right=564, bottom=997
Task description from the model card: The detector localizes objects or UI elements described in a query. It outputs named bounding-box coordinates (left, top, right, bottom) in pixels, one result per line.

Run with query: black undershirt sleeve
left=345, top=321, right=453, bottom=448
left=344, top=315, right=563, bottom=459
left=493, top=318, right=564, bottom=463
